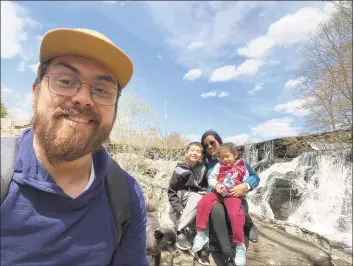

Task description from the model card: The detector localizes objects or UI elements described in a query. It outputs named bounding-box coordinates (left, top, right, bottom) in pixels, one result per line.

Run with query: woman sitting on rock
left=200, top=130, right=260, bottom=266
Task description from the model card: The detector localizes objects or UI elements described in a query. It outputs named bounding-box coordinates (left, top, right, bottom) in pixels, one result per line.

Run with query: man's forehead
left=49, top=55, right=117, bottom=81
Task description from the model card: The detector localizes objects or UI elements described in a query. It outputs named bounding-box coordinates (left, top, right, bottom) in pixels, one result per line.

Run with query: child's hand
left=215, top=184, right=224, bottom=194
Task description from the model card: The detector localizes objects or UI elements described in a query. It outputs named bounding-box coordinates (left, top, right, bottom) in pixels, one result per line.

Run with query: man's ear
left=154, top=229, right=164, bottom=240
left=32, top=83, right=37, bottom=93
left=32, top=83, right=38, bottom=108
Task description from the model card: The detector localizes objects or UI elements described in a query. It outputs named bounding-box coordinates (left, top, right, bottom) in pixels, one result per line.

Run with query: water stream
left=244, top=141, right=353, bottom=252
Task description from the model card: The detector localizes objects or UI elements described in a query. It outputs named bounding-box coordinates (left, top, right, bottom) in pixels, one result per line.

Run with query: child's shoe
left=191, top=231, right=209, bottom=252
left=234, top=244, right=246, bottom=266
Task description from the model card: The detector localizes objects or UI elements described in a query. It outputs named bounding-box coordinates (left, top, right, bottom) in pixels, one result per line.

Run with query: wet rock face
left=239, top=129, right=352, bottom=163
left=267, top=175, right=304, bottom=221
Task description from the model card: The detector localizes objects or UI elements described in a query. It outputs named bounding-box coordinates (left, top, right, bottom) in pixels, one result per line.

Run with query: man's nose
left=71, top=84, right=95, bottom=108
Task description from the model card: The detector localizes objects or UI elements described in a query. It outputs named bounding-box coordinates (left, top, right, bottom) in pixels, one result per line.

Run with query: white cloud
left=209, top=59, right=263, bottom=82
left=209, top=65, right=237, bottom=82
left=237, top=36, right=275, bottom=59
left=183, top=68, right=202, bottom=81
left=234, top=59, right=264, bottom=76
left=249, top=82, right=264, bottom=96
left=237, top=3, right=336, bottom=59
left=187, top=41, right=205, bottom=51
left=8, top=106, right=32, bottom=120
left=28, top=63, right=39, bottom=73
left=157, top=54, right=162, bottom=59
left=1, top=2, right=27, bottom=59
left=218, top=92, right=229, bottom=98
left=274, top=98, right=309, bottom=116
left=1, top=83, right=13, bottom=97
left=251, top=117, right=297, bottom=137
left=36, top=35, right=43, bottom=43
left=224, top=134, right=260, bottom=145
left=221, top=108, right=251, bottom=121
left=1, top=83, right=32, bottom=120
left=201, top=91, right=229, bottom=98
left=145, top=1, right=260, bottom=71
left=103, top=1, right=116, bottom=3
left=17, top=62, right=26, bottom=72
left=284, top=76, right=305, bottom=89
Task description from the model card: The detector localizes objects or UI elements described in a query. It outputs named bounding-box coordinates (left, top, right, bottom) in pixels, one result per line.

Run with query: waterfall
left=247, top=146, right=353, bottom=251
left=244, top=140, right=275, bottom=165
left=244, top=144, right=258, bottom=166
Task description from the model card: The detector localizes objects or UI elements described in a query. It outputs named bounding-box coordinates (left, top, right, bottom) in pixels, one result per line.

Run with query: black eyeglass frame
left=44, top=72, right=122, bottom=106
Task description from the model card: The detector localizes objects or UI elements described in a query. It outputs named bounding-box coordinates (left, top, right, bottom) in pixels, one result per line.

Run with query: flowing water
left=244, top=141, right=353, bottom=252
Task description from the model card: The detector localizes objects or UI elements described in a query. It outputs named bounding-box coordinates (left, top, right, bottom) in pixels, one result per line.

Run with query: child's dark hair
left=219, top=142, right=238, bottom=156
left=186, top=141, right=203, bottom=152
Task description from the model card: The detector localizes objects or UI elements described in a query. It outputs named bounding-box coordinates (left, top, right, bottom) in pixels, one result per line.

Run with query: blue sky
left=1, top=1, right=336, bottom=144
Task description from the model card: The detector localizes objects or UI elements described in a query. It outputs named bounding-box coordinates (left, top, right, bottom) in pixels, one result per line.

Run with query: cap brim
left=40, top=29, right=133, bottom=88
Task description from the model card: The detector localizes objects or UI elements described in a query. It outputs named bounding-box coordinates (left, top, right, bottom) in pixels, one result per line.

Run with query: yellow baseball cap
left=40, top=28, right=133, bottom=89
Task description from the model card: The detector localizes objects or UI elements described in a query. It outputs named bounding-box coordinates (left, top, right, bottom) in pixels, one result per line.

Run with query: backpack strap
left=105, top=158, right=132, bottom=249
left=0, top=136, right=132, bottom=248
left=1, top=136, right=20, bottom=204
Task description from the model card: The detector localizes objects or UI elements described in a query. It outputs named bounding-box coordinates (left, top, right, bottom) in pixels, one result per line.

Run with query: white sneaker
left=191, top=232, right=209, bottom=252
left=234, top=245, right=246, bottom=266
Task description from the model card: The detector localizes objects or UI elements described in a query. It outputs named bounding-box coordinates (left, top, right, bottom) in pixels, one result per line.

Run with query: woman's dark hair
left=200, top=129, right=223, bottom=161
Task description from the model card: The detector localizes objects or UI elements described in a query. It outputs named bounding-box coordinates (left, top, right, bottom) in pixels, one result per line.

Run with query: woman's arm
left=243, top=162, right=260, bottom=191
left=207, top=163, right=220, bottom=188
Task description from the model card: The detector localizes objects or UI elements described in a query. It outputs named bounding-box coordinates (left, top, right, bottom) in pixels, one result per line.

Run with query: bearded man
left=1, top=28, right=149, bottom=266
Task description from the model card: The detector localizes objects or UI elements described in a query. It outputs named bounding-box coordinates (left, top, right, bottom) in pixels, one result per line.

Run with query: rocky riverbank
left=2, top=122, right=352, bottom=265
left=112, top=152, right=352, bottom=266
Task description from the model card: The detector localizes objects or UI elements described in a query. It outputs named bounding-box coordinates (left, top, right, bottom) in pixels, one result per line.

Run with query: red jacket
left=217, top=159, right=247, bottom=186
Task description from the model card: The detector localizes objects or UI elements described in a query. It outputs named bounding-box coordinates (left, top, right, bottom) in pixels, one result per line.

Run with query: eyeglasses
left=203, top=140, right=216, bottom=149
left=45, top=73, right=120, bottom=106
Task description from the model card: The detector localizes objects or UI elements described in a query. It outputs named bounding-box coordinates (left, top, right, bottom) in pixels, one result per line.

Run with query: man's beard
left=32, top=105, right=113, bottom=165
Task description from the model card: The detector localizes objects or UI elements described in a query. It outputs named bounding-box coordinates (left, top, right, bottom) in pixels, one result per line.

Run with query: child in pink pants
left=191, top=142, right=247, bottom=266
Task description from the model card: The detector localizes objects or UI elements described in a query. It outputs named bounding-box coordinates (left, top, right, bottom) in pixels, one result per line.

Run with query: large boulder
left=267, top=173, right=304, bottom=221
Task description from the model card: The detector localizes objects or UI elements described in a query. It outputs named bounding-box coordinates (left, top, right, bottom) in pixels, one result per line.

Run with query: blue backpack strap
left=1, top=136, right=20, bottom=204
left=105, top=158, right=132, bottom=249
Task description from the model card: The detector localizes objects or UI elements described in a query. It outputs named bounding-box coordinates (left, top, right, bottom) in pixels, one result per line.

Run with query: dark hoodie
left=1, top=128, right=148, bottom=266
left=167, top=161, right=207, bottom=213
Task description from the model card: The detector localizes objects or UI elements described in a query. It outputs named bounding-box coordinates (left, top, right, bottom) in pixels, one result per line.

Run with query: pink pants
left=196, top=192, right=245, bottom=243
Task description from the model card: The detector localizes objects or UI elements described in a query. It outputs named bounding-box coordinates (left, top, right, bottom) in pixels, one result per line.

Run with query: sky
left=1, top=1, right=336, bottom=145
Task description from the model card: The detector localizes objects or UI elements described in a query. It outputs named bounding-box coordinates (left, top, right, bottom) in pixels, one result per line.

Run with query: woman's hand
left=229, top=183, right=248, bottom=197
left=215, top=184, right=224, bottom=194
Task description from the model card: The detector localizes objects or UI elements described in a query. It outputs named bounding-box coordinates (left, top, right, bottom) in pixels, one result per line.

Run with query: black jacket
left=167, top=162, right=207, bottom=213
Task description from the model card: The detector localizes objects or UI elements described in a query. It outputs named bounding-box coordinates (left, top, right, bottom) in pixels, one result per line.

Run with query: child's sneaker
left=234, top=245, right=246, bottom=266
left=191, top=231, right=209, bottom=252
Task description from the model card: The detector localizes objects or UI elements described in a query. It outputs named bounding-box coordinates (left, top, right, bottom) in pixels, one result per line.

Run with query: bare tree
left=296, top=1, right=352, bottom=132
left=1, top=101, right=8, bottom=118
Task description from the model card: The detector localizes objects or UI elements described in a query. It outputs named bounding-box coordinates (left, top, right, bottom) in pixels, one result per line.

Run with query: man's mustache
left=53, top=106, right=100, bottom=123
